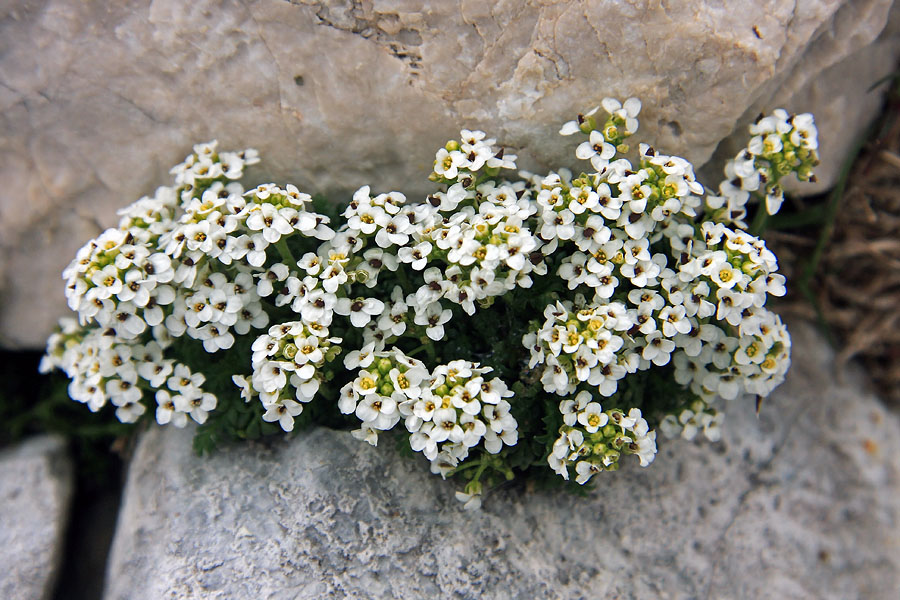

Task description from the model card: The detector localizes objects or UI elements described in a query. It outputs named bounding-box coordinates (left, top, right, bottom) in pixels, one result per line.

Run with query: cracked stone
left=0, top=435, right=74, bottom=600
left=103, top=321, right=900, bottom=599
left=2, top=0, right=899, bottom=348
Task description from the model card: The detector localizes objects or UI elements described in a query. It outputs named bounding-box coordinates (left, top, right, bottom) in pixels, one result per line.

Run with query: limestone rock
left=104, top=322, right=900, bottom=599
left=0, top=435, right=74, bottom=600
left=2, top=0, right=898, bottom=348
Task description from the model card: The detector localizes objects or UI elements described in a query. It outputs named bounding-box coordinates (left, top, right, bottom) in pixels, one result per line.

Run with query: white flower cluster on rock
left=42, top=98, right=818, bottom=505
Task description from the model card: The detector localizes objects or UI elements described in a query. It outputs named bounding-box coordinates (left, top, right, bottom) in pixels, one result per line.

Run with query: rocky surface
left=2, top=0, right=899, bottom=348
left=104, top=321, right=900, bottom=599
left=0, top=435, right=74, bottom=600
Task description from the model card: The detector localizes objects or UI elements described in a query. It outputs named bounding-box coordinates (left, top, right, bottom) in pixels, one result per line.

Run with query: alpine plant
left=42, top=100, right=818, bottom=508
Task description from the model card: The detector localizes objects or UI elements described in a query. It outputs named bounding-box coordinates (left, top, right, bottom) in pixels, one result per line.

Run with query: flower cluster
left=338, top=354, right=517, bottom=479
left=247, top=320, right=341, bottom=431
left=549, top=391, right=657, bottom=484
left=44, top=100, right=816, bottom=507
left=708, top=109, right=820, bottom=225
left=658, top=398, right=724, bottom=442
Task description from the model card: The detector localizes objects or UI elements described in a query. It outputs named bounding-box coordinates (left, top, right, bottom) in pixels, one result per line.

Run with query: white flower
left=414, top=302, right=452, bottom=341
left=398, top=241, right=432, bottom=271
left=575, top=460, right=602, bottom=485
left=576, top=130, right=616, bottom=171
left=351, top=425, right=380, bottom=446
left=434, top=147, right=469, bottom=180
left=155, top=389, right=189, bottom=427
left=410, top=425, right=439, bottom=461
left=642, top=331, right=676, bottom=366
left=179, top=391, right=217, bottom=424
left=540, top=208, right=575, bottom=241
left=90, top=265, right=123, bottom=299
left=355, top=393, right=400, bottom=430
left=577, top=402, right=608, bottom=433
left=455, top=486, right=482, bottom=510
left=262, top=399, right=304, bottom=432
left=658, top=305, right=691, bottom=337
left=116, top=401, right=147, bottom=424
left=559, top=106, right=598, bottom=136
left=335, top=297, right=385, bottom=328
left=253, top=360, right=290, bottom=393
left=232, top=375, right=256, bottom=402
left=790, top=113, right=818, bottom=149
left=430, top=407, right=463, bottom=444
left=246, top=203, right=293, bottom=243
left=601, top=97, right=641, bottom=134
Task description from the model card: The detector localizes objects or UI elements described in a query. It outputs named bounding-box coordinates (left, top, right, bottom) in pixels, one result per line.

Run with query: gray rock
left=2, top=0, right=899, bottom=349
left=0, top=435, right=74, bottom=600
left=104, top=321, right=900, bottom=599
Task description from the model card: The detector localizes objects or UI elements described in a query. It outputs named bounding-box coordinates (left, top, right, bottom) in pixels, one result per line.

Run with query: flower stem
left=749, top=201, right=769, bottom=235
left=396, top=266, right=411, bottom=289
left=275, top=239, right=296, bottom=265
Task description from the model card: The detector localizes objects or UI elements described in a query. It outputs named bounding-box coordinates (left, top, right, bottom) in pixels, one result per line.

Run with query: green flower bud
left=465, top=479, right=483, bottom=495
left=580, top=113, right=598, bottom=133
left=445, top=140, right=460, bottom=152
left=282, top=343, right=298, bottom=360
left=476, top=297, right=495, bottom=309
left=741, top=261, right=761, bottom=276
left=774, top=159, right=793, bottom=176
left=379, top=382, right=395, bottom=396
left=604, top=124, right=619, bottom=142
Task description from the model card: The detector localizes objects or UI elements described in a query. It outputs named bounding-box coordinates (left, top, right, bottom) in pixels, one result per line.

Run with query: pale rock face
left=1, top=0, right=898, bottom=348
left=103, top=322, right=900, bottom=599
left=0, top=435, right=74, bottom=600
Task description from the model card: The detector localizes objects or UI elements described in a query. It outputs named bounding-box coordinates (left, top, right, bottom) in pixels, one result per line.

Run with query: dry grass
left=772, top=90, right=900, bottom=407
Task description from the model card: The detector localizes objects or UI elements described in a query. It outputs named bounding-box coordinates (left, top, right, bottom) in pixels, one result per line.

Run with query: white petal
left=575, top=141, right=595, bottom=160
left=623, top=97, right=641, bottom=116
left=601, top=97, right=621, bottom=113
left=559, top=121, right=581, bottom=136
